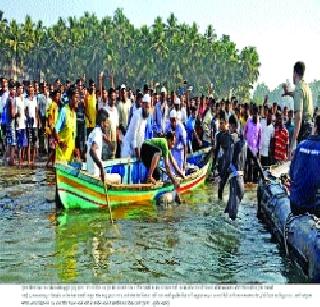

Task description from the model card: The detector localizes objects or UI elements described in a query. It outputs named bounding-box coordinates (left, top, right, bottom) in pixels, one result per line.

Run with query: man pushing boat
left=140, top=131, right=186, bottom=187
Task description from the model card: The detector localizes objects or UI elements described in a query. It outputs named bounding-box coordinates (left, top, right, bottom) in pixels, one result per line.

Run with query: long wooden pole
left=103, top=182, right=113, bottom=224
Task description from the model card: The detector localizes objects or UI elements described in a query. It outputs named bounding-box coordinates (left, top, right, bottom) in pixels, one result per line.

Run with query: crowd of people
left=0, top=62, right=319, bottom=217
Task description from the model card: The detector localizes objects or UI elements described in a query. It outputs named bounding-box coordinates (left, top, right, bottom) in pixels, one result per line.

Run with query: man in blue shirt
left=165, top=109, right=187, bottom=173
left=153, top=87, right=169, bottom=136
left=290, top=114, right=320, bottom=216
left=185, top=106, right=202, bottom=153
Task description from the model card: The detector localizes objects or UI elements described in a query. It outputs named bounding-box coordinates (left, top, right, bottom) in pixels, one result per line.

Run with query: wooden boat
left=56, top=147, right=211, bottom=210
left=257, top=162, right=320, bottom=281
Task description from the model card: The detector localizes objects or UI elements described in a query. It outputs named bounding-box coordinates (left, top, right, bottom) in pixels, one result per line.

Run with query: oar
left=102, top=176, right=113, bottom=224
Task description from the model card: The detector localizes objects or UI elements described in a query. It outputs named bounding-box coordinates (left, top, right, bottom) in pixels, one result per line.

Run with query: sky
left=1, top=0, right=320, bottom=90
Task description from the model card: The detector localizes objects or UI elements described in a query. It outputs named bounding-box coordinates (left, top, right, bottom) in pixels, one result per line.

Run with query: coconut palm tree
left=0, top=9, right=261, bottom=97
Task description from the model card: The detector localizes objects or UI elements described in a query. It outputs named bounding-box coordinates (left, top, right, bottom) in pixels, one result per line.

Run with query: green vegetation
left=0, top=9, right=260, bottom=97
left=253, top=80, right=320, bottom=107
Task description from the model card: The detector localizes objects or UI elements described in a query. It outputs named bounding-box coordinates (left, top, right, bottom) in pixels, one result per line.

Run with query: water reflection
left=55, top=202, right=157, bottom=282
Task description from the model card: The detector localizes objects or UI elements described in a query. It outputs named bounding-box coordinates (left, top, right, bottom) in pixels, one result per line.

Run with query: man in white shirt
left=260, top=112, right=274, bottom=167
left=225, top=100, right=233, bottom=122
left=37, top=83, right=51, bottom=154
left=117, top=84, right=131, bottom=132
left=98, top=88, right=109, bottom=112
left=105, top=89, right=119, bottom=159
left=180, top=95, right=187, bottom=124
left=25, top=84, right=39, bottom=164
left=121, top=94, right=151, bottom=159
left=202, top=101, right=215, bottom=147
left=15, top=83, right=27, bottom=166
left=87, top=110, right=110, bottom=181
left=117, top=84, right=131, bottom=157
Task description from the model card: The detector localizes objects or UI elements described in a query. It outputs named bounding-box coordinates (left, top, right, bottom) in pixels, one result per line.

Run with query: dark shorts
left=16, top=129, right=28, bottom=149
left=6, top=122, right=16, bottom=146
left=141, top=143, right=161, bottom=167
left=27, top=127, right=38, bottom=146
left=32, top=127, right=38, bottom=146
left=141, top=143, right=161, bottom=180
left=76, top=122, right=85, bottom=151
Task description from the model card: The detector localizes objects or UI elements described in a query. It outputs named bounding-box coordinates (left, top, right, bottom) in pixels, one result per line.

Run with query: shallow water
left=0, top=166, right=308, bottom=283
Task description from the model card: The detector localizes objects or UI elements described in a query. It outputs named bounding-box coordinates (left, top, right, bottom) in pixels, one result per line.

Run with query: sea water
left=0, top=166, right=308, bottom=283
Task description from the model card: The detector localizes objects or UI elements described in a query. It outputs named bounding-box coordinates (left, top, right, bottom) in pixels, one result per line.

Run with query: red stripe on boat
left=178, top=174, right=206, bottom=193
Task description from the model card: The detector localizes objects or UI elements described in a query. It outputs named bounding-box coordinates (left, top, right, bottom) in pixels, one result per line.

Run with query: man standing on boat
left=140, top=131, right=185, bottom=186
left=292, top=61, right=313, bottom=151
left=87, top=110, right=111, bottom=183
left=289, top=115, right=320, bottom=217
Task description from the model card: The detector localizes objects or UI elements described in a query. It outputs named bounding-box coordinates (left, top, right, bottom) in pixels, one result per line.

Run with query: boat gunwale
left=56, top=147, right=211, bottom=192
left=57, top=159, right=209, bottom=192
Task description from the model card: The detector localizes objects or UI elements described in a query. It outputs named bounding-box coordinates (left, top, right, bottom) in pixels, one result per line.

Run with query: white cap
left=142, top=94, right=151, bottom=103
left=170, top=109, right=177, bottom=118
left=175, top=98, right=181, bottom=105
left=161, top=87, right=167, bottom=94
left=120, top=84, right=126, bottom=89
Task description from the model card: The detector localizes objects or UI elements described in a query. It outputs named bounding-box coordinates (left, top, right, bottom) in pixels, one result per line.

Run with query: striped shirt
left=274, top=126, right=289, bottom=161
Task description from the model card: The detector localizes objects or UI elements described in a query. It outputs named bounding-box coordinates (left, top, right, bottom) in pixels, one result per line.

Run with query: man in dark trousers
left=215, top=115, right=247, bottom=220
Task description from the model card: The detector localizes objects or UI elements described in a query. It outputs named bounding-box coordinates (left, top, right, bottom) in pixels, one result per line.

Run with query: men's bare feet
left=147, top=177, right=157, bottom=185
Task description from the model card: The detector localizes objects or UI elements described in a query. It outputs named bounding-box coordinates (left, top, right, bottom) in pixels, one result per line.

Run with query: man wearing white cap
left=121, top=93, right=151, bottom=159
left=174, top=97, right=182, bottom=121
left=165, top=109, right=187, bottom=172
left=153, top=86, right=169, bottom=136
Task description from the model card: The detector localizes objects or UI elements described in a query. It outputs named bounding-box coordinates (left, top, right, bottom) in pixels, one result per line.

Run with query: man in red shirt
left=274, top=112, right=289, bottom=162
